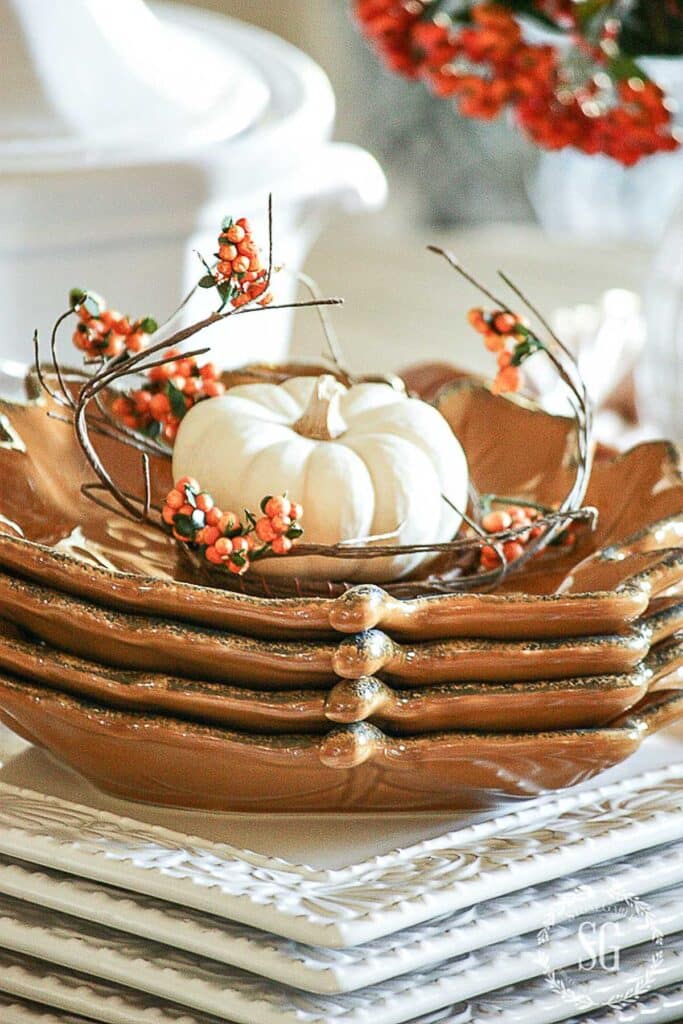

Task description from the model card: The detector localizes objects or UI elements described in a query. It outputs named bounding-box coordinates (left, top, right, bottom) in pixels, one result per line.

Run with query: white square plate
left=0, top=842, right=681, bottom=994
left=1, top=938, right=683, bottom=1024
left=0, top=760, right=682, bottom=948
left=1, top=881, right=683, bottom=1024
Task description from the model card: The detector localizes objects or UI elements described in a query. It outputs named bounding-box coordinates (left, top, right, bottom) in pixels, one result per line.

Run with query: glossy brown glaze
left=0, top=673, right=681, bottom=811
left=0, top=364, right=682, bottom=641
left=433, top=376, right=683, bottom=597
left=328, top=548, right=683, bottom=637
left=0, top=572, right=679, bottom=686
left=0, top=621, right=327, bottom=733
left=3, top=620, right=680, bottom=733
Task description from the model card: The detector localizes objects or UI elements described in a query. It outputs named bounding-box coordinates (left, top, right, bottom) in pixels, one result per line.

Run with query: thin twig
left=33, top=333, right=70, bottom=408
left=442, top=491, right=509, bottom=583
left=266, top=193, right=274, bottom=288
left=92, top=392, right=169, bottom=457
left=291, top=269, right=350, bottom=380
left=50, top=308, right=77, bottom=409
left=229, top=297, right=344, bottom=318
left=255, top=507, right=596, bottom=561
left=141, top=453, right=151, bottom=519
left=44, top=280, right=343, bottom=531
left=427, top=245, right=594, bottom=583
left=498, top=270, right=589, bottom=403
left=81, top=481, right=161, bottom=512
left=46, top=411, right=74, bottom=425
left=427, top=246, right=505, bottom=308
left=79, top=486, right=144, bottom=525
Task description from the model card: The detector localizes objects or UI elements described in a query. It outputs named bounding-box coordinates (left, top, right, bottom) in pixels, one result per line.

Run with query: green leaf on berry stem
left=139, top=317, right=158, bottom=334
left=510, top=336, right=542, bottom=367
left=173, top=514, right=196, bottom=539
left=260, top=495, right=273, bottom=514
left=198, top=275, right=217, bottom=289
left=167, top=381, right=188, bottom=420
left=69, top=288, right=87, bottom=309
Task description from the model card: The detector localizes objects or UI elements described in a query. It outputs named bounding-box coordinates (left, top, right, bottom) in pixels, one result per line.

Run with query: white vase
left=636, top=196, right=683, bottom=442
left=0, top=0, right=387, bottom=368
left=526, top=56, right=683, bottom=244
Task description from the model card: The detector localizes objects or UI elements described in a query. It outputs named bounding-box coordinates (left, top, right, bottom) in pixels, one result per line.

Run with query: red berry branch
left=353, top=1, right=679, bottom=165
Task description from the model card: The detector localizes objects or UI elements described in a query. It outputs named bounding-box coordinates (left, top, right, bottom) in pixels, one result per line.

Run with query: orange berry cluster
left=253, top=495, right=304, bottom=556
left=111, top=349, right=225, bottom=444
left=467, top=307, right=542, bottom=395
left=354, top=2, right=679, bottom=166
left=70, top=290, right=157, bottom=359
left=479, top=505, right=544, bottom=571
left=200, top=216, right=273, bottom=310
left=162, top=479, right=303, bottom=576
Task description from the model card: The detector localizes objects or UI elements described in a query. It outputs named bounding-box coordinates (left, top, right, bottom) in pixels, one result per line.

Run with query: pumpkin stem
left=294, top=375, right=348, bottom=441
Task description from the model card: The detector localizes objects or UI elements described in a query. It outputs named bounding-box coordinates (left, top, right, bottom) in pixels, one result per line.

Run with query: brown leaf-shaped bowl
left=1, top=618, right=681, bottom=734
left=0, top=570, right=681, bottom=687
left=0, top=671, right=681, bottom=811
left=0, top=362, right=682, bottom=641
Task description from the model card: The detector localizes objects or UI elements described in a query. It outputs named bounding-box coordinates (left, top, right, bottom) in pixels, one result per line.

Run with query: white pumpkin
left=173, top=374, right=468, bottom=582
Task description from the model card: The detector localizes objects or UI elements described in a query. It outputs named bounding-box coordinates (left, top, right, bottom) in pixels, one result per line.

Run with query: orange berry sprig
left=479, top=502, right=577, bottom=572
left=162, top=479, right=303, bottom=576
left=111, top=349, right=224, bottom=444
left=70, top=290, right=157, bottom=359
left=479, top=504, right=544, bottom=572
left=467, top=306, right=544, bottom=395
left=198, top=216, right=273, bottom=312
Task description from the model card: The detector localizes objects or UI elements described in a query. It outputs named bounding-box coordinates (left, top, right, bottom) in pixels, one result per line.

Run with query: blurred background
left=2, top=0, right=682, bottom=442
left=197, top=0, right=683, bottom=447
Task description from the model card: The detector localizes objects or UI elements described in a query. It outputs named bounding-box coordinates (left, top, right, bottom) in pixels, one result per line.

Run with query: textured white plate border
left=0, top=766, right=683, bottom=947
left=1, top=843, right=682, bottom=994
left=0, top=886, right=682, bottom=1024
left=1, top=942, right=683, bottom=1024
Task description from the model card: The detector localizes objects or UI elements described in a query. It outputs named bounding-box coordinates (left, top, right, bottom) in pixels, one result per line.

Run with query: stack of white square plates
left=0, top=729, right=683, bottom=1024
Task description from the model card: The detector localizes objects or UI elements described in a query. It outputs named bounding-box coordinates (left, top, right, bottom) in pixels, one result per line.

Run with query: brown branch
left=427, top=245, right=594, bottom=584
left=49, top=404, right=167, bottom=460
left=255, top=507, right=597, bottom=561
left=80, top=482, right=162, bottom=522
left=266, top=192, right=274, bottom=289
left=142, top=453, right=151, bottom=519
left=92, top=392, right=169, bottom=457
left=50, top=308, right=77, bottom=409
left=33, top=333, right=70, bottom=408
left=497, top=270, right=590, bottom=405
left=291, top=269, right=351, bottom=382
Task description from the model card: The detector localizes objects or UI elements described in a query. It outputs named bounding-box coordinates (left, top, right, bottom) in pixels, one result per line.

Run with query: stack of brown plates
left=0, top=363, right=682, bottom=812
